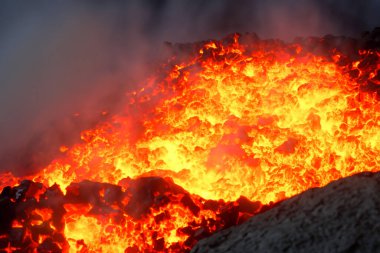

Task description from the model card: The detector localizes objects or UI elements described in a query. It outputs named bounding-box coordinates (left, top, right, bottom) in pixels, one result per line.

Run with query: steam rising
left=0, top=0, right=378, bottom=175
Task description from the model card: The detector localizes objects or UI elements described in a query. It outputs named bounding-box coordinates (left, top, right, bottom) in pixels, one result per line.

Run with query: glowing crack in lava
left=0, top=34, right=379, bottom=252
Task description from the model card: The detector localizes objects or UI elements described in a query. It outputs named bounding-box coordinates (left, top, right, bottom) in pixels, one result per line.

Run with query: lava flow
left=0, top=33, right=379, bottom=252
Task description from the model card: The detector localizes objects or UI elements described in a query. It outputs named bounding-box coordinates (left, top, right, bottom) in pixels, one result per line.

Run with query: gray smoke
left=0, top=0, right=378, bottom=175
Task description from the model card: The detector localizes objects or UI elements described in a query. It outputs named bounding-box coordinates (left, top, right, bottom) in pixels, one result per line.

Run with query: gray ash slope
left=192, top=171, right=380, bottom=253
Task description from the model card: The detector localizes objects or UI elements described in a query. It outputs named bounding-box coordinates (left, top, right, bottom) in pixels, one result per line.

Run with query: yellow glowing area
left=1, top=34, right=378, bottom=252
left=36, top=35, right=378, bottom=205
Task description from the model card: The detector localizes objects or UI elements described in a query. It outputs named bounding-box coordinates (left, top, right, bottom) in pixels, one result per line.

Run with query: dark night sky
left=0, top=0, right=378, bottom=173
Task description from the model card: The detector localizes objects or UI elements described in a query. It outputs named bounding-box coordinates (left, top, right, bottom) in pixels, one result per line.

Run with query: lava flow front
left=0, top=33, right=379, bottom=252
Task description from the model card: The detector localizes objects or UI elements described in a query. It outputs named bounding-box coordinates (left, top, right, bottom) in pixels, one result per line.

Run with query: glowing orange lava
left=0, top=33, right=379, bottom=252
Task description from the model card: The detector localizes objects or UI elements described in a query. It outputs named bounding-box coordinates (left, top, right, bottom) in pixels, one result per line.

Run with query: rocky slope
left=192, top=172, right=380, bottom=253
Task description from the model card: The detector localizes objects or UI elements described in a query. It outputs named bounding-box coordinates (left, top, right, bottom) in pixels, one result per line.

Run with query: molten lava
left=0, top=33, right=379, bottom=252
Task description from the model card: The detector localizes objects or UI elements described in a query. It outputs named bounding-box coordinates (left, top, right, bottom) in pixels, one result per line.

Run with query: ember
left=0, top=31, right=379, bottom=252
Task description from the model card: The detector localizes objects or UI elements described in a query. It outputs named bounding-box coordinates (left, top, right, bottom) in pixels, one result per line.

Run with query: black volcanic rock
left=191, top=172, right=380, bottom=253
